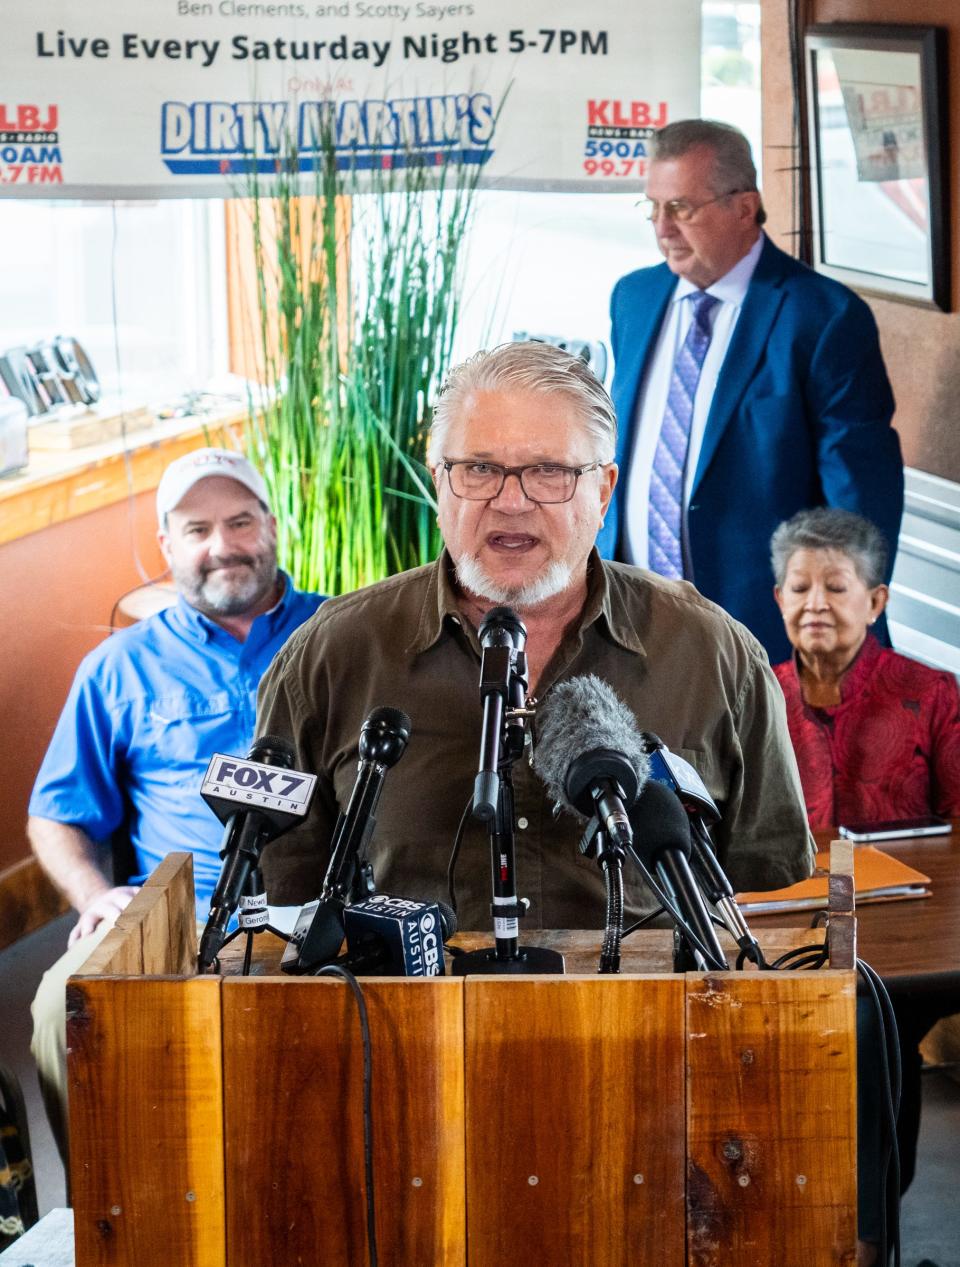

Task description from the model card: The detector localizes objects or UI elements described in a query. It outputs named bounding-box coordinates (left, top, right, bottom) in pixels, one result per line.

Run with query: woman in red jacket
left=771, top=506, right=960, bottom=1266
left=771, top=507, right=960, bottom=828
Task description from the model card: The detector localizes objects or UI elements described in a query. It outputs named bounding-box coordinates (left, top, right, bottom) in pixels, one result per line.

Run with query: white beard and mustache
left=454, top=554, right=574, bottom=610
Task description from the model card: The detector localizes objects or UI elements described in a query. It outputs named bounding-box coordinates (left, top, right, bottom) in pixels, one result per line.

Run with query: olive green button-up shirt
left=257, top=551, right=814, bottom=930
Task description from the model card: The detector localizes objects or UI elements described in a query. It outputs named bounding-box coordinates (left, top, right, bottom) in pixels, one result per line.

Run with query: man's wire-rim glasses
left=441, top=458, right=605, bottom=504
left=635, top=189, right=744, bottom=223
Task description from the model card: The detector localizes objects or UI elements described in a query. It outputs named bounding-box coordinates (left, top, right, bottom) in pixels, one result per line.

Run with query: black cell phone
left=837, top=815, right=951, bottom=842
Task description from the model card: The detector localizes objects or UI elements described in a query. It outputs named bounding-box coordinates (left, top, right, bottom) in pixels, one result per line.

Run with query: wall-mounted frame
left=805, top=23, right=950, bottom=311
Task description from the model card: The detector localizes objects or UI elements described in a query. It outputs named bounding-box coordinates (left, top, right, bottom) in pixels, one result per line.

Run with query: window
left=0, top=199, right=229, bottom=409
left=0, top=2, right=760, bottom=406
left=450, top=2, right=763, bottom=378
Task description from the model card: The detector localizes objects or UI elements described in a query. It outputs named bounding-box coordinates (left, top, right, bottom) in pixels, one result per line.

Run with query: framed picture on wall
left=805, top=23, right=950, bottom=311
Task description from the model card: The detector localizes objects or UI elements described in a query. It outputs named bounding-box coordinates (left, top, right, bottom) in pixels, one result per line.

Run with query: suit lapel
left=614, top=267, right=675, bottom=467
left=691, top=236, right=789, bottom=494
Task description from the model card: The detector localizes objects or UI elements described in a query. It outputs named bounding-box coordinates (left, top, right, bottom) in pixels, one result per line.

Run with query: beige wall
left=762, top=0, right=960, bottom=479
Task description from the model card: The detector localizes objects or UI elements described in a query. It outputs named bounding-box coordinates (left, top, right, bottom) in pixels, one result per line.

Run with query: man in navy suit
left=596, top=119, right=903, bottom=662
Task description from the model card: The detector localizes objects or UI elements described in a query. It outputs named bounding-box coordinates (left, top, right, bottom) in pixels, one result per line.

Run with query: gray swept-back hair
left=770, top=507, right=889, bottom=589
left=652, top=118, right=767, bottom=226
left=427, top=341, right=617, bottom=467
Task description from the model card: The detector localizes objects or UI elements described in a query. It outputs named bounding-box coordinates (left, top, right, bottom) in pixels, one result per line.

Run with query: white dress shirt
left=622, top=233, right=764, bottom=578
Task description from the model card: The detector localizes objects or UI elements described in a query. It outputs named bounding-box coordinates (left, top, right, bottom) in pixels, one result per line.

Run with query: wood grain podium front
left=66, top=854, right=858, bottom=1267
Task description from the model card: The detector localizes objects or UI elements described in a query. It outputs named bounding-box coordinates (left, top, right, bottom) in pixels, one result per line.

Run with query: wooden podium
left=67, top=853, right=858, bottom=1266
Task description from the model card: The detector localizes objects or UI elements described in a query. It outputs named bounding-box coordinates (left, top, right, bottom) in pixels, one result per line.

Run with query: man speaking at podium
left=257, top=341, right=814, bottom=928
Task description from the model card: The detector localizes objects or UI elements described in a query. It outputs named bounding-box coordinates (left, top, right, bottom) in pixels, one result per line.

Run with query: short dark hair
left=652, top=119, right=767, bottom=226
left=770, top=507, right=889, bottom=589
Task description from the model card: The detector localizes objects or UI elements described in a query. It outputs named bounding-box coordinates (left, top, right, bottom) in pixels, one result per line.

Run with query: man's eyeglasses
left=441, top=458, right=604, bottom=504
left=636, top=190, right=743, bottom=223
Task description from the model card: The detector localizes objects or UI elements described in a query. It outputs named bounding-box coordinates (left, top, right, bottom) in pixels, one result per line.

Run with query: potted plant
left=237, top=127, right=483, bottom=595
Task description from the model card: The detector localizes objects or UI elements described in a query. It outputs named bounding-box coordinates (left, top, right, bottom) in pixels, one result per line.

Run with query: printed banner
left=0, top=0, right=700, bottom=198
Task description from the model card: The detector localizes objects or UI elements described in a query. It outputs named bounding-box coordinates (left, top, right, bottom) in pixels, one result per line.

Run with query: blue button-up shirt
left=29, top=577, right=323, bottom=917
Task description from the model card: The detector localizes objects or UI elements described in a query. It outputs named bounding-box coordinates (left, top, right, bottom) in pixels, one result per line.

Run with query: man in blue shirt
left=28, top=446, right=323, bottom=1161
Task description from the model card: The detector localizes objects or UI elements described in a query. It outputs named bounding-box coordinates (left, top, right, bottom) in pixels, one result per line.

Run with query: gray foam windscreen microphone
left=531, top=675, right=651, bottom=819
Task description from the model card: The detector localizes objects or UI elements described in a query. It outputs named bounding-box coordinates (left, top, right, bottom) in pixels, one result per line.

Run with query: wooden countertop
left=218, top=924, right=833, bottom=980
left=219, top=830, right=960, bottom=988
left=753, top=826, right=960, bottom=991
left=0, top=407, right=245, bottom=546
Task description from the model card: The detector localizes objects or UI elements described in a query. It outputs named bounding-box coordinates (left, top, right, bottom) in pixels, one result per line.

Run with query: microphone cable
left=765, top=943, right=829, bottom=971
left=599, top=851, right=624, bottom=974
left=445, top=790, right=476, bottom=921
left=621, top=906, right=669, bottom=937
left=765, top=909, right=833, bottom=970
left=316, top=963, right=378, bottom=1267
left=857, top=956, right=902, bottom=1267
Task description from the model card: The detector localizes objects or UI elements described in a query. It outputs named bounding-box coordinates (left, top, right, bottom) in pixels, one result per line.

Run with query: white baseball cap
left=156, top=448, right=270, bottom=522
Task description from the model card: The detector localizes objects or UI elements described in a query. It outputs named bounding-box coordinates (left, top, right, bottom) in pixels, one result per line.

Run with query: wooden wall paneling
left=221, top=976, right=466, bottom=1267
left=68, top=976, right=226, bottom=1267
left=685, top=972, right=858, bottom=1266
left=0, top=856, right=68, bottom=951
left=72, top=853, right=196, bottom=979
left=464, top=976, right=687, bottom=1267
left=118, top=851, right=196, bottom=976
left=0, top=418, right=243, bottom=548
left=75, top=921, right=145, bottom=979
left=827, top=838, right=857, bottom=970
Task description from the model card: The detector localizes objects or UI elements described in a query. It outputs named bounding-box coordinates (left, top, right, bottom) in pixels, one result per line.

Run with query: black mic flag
left=342, top=896, right=458, bottom=976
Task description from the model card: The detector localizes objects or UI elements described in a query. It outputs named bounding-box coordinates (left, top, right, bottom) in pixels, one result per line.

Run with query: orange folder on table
left=736, top=845, right=931, bottom=914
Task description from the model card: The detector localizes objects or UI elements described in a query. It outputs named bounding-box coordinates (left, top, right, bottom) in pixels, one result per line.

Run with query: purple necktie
left=647, top=290, right=719, bottom=579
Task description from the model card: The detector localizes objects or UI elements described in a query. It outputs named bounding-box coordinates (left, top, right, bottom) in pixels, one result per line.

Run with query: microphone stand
left=579, top=819, right=626, bottom=974
left=688, top=816, right=764, bottom=966
left=282, top=707, right=410, bottom=975
left=454, top=618, right=564, bottom=977
left=202, top=864, right=292, bottom=976
left=294, top=763, right=384, bottom=967
left=655, top=858, right=728, bottom=973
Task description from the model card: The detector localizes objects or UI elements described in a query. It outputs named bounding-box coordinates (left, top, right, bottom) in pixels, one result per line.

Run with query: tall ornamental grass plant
left=241, top=134, right=481, bottom=596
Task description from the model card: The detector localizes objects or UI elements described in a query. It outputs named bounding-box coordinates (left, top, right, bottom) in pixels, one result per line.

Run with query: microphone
left=474, top=606, right=527, bottom=821
left=198, top=735, right=316, bottom=970
left=642, top=733, right=759, bottom=960
left=322, top=706, right=412, bottom=902
left=341, top=895, right=458, bottom=976
left=531, top=675, right=650, bottom=851
left=282, top=705, right=412, bottom=974
left=642, top=733, right=719, bottom=823
left=455, top=606, right=563, bottom=975
left=628, top=780, right=728, bottom=971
